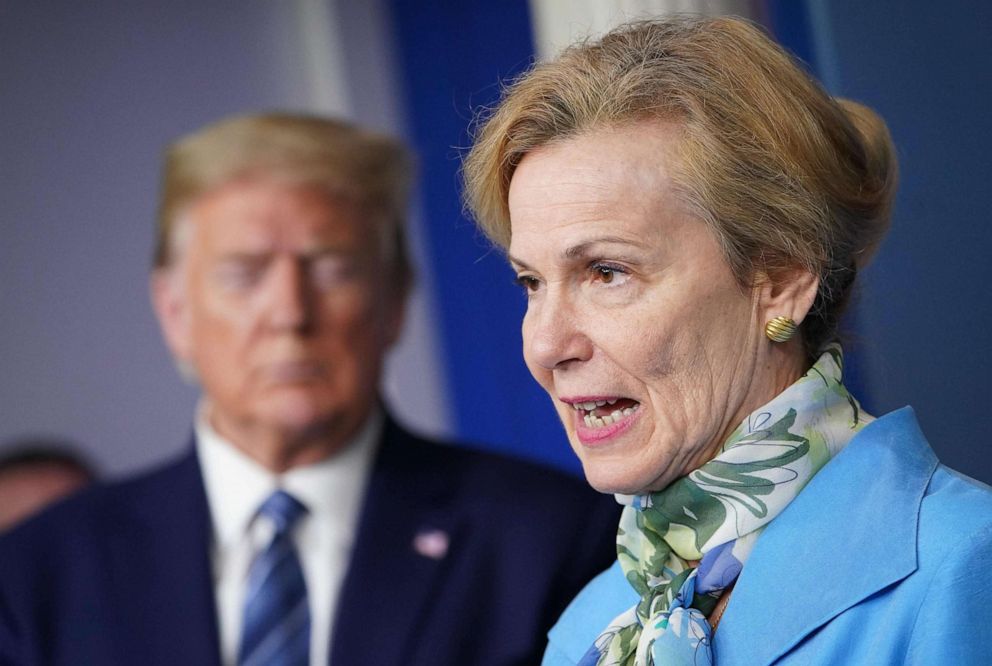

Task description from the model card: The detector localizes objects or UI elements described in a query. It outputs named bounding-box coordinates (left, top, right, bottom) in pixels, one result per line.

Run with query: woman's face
left=508, top=122, right=787, bottom=494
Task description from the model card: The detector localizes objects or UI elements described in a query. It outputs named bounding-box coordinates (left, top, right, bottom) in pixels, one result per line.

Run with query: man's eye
left=216, top=265, right=263, bottom=289
left=310, top=256, right=357, bottom=287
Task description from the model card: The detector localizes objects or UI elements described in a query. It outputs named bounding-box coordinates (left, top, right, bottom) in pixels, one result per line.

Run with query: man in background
left=0, top=441, right=94, bottom=532
left=0, top=113, right=618, bottom=665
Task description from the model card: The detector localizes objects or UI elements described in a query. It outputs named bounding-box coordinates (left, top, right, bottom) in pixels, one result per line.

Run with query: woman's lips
left=566, top=398, right=642, bottom=446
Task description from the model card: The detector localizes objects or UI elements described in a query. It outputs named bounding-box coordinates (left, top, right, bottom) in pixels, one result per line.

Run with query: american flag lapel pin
left=413, top=528, right=449, bottom=560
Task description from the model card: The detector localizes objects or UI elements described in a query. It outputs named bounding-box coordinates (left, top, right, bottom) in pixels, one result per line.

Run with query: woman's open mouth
left=566, top=397, right=641, bottom=444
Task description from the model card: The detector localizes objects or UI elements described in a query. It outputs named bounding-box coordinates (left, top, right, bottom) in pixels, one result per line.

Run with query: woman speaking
left=464, top=16, right=992, bottom=666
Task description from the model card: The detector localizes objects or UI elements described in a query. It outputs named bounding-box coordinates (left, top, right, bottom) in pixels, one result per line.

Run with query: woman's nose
left=524, top=295, right=592, bottom=371
left=264, top=257, right=313, bottom=332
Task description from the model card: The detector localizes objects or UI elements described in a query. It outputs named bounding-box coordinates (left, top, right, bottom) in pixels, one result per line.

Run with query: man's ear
left=755, top=265, right=820, bottom=328
left=150, top=267, right=193, bottom=366
left=381, top=281, right=409, bottom=349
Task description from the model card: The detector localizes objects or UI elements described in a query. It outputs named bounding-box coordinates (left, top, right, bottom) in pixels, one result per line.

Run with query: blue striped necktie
left=238, top=490, right=310, bottom=666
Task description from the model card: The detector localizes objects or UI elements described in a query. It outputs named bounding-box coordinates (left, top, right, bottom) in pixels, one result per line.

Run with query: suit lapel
left=330, top=419, right=459, bottom=666
left=107, top=444, right=222, bottom=665
left=714, top=408, right=938, bottom=665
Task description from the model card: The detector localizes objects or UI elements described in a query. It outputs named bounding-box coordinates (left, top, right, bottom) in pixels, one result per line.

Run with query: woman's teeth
left=574, top=398, right=617, bottom=411
left=572, top=399, right=639, bottom=428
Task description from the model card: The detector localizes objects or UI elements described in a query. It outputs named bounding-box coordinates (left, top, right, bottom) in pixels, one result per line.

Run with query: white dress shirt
left=196, top=408, right=380, bottom=666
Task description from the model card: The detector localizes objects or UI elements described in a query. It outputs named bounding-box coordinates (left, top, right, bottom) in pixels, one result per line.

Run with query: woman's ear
left=755, top=265, right=819, bottom=326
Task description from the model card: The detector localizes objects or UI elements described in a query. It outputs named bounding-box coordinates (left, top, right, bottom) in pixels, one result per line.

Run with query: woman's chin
left=580, top=460, right=658, bottom=496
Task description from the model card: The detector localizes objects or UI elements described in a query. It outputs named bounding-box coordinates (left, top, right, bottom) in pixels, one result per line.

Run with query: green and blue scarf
left=581, top=345, right=868, bottom=666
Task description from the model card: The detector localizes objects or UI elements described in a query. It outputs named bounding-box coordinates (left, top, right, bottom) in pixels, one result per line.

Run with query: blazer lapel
left=714, top=408, right=938, bottom=665
left=330, top=419, right=459, bottom=666
left=106, top=444, right=222, bottom=665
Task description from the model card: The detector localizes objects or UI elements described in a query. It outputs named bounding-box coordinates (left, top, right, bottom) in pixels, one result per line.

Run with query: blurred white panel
left=529, top=0, right=758, bottom=60
left=293, top=0, right=352, bottom=116
left=332, top=0, right=406, bottom=134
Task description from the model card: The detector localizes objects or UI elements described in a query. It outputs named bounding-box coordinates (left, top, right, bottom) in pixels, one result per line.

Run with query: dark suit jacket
left=0, top=418, right=619, bottom=665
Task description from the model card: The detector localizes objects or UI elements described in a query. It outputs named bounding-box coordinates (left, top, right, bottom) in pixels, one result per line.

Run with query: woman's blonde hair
left=154, top=112, right=413, bottom=290
left=463, top=16, right=897, bottom=356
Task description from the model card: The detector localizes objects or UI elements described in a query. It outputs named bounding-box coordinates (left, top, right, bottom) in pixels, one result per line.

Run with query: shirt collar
left=195, top=405, right=382, bottom=549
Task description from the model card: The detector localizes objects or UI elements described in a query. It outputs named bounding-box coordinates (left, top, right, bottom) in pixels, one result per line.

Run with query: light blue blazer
left=543, top=407, right=992, bottom=665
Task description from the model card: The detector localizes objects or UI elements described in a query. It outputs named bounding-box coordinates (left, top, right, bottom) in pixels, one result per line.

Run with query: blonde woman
left=465, top=16, right=992, bottom=666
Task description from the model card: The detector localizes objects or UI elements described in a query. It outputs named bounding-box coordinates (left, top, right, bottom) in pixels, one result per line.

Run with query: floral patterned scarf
left=581, top=345, right=868, bottom=666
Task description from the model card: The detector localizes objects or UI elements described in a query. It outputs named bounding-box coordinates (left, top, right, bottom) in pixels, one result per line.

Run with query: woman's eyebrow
left=508, top=255, right=531, bottom=271
left=562, top=236, right=651, bottom=260
left=509, top=236, right=651, bottom=269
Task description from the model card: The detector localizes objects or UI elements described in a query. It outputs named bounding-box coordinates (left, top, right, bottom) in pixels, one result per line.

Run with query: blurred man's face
left=154, top=179, right=404, bottom=468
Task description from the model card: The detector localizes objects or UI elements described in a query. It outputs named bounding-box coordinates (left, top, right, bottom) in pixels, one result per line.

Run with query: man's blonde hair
left=155, top=113, right=413, bottom=290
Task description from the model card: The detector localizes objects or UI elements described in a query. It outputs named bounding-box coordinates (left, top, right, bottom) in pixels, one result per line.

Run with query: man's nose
left=265, top=257, right=313, bottom=332
left=524, top=292, right=592, bottom=371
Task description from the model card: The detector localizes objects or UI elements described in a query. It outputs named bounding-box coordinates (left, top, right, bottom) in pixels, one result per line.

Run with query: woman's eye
left=514, top=274, right=540, bottom=293
left=590, top=262, right=627, bottom=285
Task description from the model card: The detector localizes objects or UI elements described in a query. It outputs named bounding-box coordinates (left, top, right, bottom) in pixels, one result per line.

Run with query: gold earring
left=765, top=316, right=797, bottom=342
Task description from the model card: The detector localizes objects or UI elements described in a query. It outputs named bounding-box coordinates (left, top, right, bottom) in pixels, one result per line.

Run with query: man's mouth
left=268, top=361, right=325, bottom=383
left=569, top=398, right=640, bottom=428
